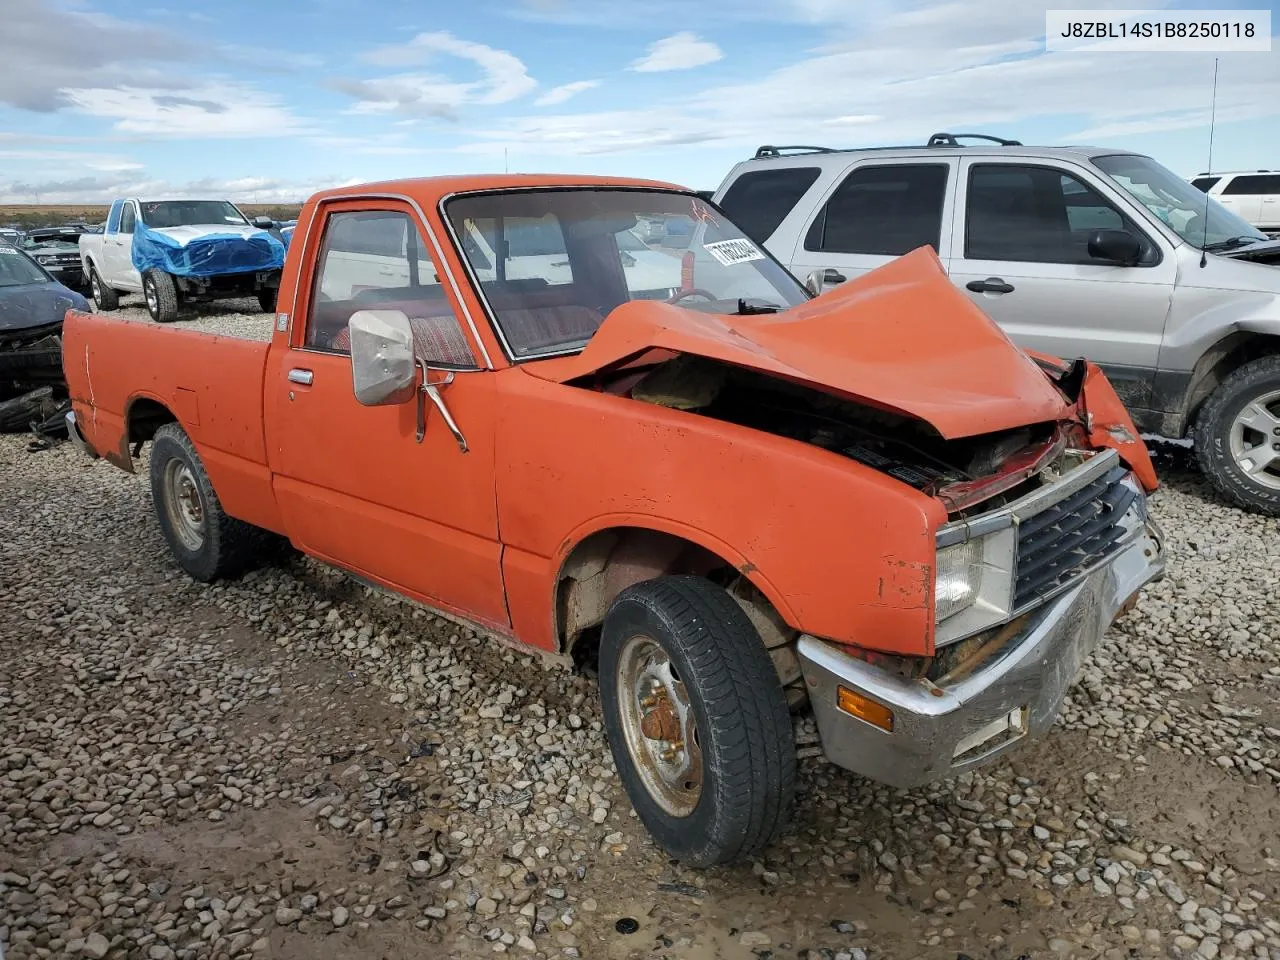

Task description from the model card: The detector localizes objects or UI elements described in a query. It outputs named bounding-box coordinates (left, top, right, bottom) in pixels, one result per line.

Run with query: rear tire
left=149, top=423, right=265, bottom=580
left=599, top=575, right=795, bottom=867
left=89, top=266, right=119, bottom=311
left=143, top=270, right=179, bottom=323
left=257, top=289, right=278, bottom=313
left=1193, top=355, right=1280, bottom=516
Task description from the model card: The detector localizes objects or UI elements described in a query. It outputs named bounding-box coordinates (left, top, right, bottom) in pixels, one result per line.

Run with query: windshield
left=1093, top=154, right=1267, bottom=250
left=139, top=200, right=249, bottom=229
left=0, top=247, right=50, bottom=287
left=445, top=189, right=809, bottom=358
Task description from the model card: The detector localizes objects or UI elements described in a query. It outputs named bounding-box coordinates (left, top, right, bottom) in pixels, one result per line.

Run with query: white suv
left=712, top=133, right=1280, bottom=515
left=1191, top=171, right=1280, bottom=235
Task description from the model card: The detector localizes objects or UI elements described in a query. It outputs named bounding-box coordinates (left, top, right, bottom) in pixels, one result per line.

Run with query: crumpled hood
left=146, top=223, right=268, bottom=245
left=524, top=247, right=1072, bottom=440
left=0, top=281, right=87, bottom=333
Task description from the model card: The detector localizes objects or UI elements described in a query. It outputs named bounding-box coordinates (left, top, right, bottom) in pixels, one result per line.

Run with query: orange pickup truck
left=62, top=174, right=1165, bottom=866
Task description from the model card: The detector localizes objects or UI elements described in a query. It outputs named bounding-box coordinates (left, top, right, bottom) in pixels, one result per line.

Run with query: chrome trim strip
left=292, top=193, right=494, bottom=370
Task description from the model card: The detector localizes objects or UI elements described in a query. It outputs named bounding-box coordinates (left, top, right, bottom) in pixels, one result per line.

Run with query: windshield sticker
left=0, top=246, right=18, bottom=254
left=703, top=238, right=765, bottom=267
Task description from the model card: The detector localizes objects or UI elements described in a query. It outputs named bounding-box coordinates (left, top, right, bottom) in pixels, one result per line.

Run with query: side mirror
left=252, top=216, right=275, bottom=229
left=1087, top=229, right=1142, bottom=266
left=349, top=310, right=417, bottom=406
left=804, top=267, right=847, bottom=297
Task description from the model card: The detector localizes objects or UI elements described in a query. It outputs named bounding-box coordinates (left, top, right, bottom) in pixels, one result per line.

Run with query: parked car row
left=711, top=133, right=1280, bottom=514
left=1191, top=170, right=1280, bottom=235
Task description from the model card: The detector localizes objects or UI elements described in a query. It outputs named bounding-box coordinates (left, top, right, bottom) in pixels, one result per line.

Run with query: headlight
left=37, top=256, right=53, bottom=264
left=933, top=524, right=1017, bottom=646
left=935, top=539, right=984, bottom=621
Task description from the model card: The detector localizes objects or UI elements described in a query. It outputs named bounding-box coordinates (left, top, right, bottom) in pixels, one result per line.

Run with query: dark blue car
left=0, top=243, right=90, bottom=419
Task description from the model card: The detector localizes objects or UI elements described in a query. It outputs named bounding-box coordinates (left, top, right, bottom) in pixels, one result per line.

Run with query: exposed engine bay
left=587, top=354, right=1091, bottom=514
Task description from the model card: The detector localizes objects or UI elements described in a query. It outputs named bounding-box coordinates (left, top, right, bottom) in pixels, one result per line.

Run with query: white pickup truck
left=80, top=198, right=285, bottom=323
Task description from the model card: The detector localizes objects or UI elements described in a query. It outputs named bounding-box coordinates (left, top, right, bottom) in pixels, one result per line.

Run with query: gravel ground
left=107, top=295, right=272, bottom=341
left=1, top=324, right=1279, bottom=959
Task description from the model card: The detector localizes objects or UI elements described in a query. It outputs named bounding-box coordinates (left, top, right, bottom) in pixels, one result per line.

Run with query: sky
left=1, top=0, right=1278, bottom=205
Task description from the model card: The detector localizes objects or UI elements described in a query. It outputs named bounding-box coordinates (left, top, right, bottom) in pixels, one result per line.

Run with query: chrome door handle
left=287, top=368, right=314, bottom=385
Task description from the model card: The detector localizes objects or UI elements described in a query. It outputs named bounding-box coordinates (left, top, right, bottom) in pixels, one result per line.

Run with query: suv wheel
left=1193, top=356, right=1280, bottom=515
left=598, top=575, right=795, bottom=867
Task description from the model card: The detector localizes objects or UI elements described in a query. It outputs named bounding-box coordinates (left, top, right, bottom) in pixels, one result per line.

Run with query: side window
left=718, top=167, right=821, bottom=244
left=1222, top=175, right=1267, bottom=196
left=1257, top=174, right=1280, bottom=194
left=106, top=201, right=123, bottom=234
left=119, top=204, right=136, bottom=234
left=1060, top=175, right=1123, bottom=231
left=965, top=164, right=1135, bottom=264
left=804, top=164, right=949, bottom=256
left=306, top=210, right=475, bottom=368
left=1190, top=176, right=1221, bottom=192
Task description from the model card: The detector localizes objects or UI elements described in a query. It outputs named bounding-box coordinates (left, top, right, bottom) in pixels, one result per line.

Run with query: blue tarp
left=131, top=224, right=285, bottom=278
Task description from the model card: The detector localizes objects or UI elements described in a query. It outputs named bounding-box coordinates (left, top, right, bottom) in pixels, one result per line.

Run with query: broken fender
left=525, top=247, right=1073, bottom=440
left=1080, top=361, right=1158, bottom=492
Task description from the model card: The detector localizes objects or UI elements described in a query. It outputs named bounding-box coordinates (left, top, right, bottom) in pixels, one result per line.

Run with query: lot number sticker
left=703, top=238, right=765, bottom=267
left=0, top=246, right=18, bottom=254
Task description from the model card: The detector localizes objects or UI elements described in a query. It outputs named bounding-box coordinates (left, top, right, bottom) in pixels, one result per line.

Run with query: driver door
left=264, top=201, right=510, bottom=631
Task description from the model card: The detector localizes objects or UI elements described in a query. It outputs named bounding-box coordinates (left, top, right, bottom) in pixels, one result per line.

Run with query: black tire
left=599, top=575, right=795, bottom=867
left=143, top=270, right=180, bottom=323
left=149, top=423, right=264, bottom=581
left=89, top=265, right=119, bottom=311
left=1193, top=356, right=1280, bottom=516
left=257, top=289, right=278, bottom=313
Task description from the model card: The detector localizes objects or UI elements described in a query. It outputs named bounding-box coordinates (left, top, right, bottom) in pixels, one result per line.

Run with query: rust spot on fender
left=738, top=561, right=758, bottom=576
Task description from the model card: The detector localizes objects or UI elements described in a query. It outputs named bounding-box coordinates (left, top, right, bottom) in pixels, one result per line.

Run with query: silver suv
left=713, top=133, right=1280, bottom=515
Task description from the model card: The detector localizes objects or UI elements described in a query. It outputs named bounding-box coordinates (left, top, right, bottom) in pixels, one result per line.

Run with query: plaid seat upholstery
left=497, top=305, right=602, bottom=353
left=329, top=313, right=475, bottom=367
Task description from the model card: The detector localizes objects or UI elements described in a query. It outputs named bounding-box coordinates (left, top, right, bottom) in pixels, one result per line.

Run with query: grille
left=1013, top=463, right=1136, bottom=610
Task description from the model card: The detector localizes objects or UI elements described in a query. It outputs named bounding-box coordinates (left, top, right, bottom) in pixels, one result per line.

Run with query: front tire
left=89, top=266, right=119, bottom=311
left=599, top=576, right=795, bottom=867
left=143, top=270, right=179, bottom=323
left=149, top=423, right=264, bottom=581
left=257, top=289, right=278, bottom=313
left=1193, top=356, right=1280, bottom=516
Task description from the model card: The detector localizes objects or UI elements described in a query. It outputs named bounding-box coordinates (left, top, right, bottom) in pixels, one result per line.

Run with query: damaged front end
left=0, top=322, right=71, bottom=436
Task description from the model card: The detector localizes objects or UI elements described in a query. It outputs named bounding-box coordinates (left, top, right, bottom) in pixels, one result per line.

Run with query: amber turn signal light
left=837, top=687, right=894, bottom=732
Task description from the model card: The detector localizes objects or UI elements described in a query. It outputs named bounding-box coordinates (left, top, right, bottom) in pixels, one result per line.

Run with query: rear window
left=1222, top=174, right=1280, bottom=196
left=1190, top=176, right=1221, bottom=192
left=804, top=163, right=949, bottom=256
left=718, top=167, right=821, bottom=244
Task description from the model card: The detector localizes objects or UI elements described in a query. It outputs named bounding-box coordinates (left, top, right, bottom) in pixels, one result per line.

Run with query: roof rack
left=753, top=145, right=836, bottom=158
left=752, top=132, right=1023, bottom=161
left=927, top=132, right=1022, bottom=147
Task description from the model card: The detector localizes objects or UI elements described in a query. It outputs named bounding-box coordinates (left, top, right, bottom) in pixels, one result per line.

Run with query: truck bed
left=62, top=311, right=283, bottom=533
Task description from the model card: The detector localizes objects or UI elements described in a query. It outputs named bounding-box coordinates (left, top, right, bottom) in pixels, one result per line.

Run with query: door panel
left=788, top=159, right=958, bottom=284
left=1217, top=176, right=1264, bottom=225
left=266, top=352, right=508, bottom=628
left=949, top=159, right=1175, bottom=393
left=264, top=202, right=509, bottom=631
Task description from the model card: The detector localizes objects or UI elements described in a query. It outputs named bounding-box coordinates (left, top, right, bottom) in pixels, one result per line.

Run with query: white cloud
left=460, top=0, right=1279, bottom=164
left=630, top=32, right=723, bottom=72
left=335, top=31, right=536, bottom=118
left=534, top=80, right=600, bottom=107
left=0, top=170, right=343, bottom=205
left=63, top=84, right=311, bottom=138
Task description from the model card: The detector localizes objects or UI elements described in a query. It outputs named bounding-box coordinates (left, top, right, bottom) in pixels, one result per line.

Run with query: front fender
left=1080, top=361, right=1158, bottom=492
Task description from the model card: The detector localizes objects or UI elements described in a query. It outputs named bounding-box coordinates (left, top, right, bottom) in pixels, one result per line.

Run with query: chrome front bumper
left=798, top=515, right=1165, bottom=788
left=65, top=410, right=97, bottom=459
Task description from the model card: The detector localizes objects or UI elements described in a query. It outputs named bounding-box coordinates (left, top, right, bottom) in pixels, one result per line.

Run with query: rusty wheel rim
left=163, top=459, right=205, bottom=551
left=615, top=634, right=703, bottom=817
